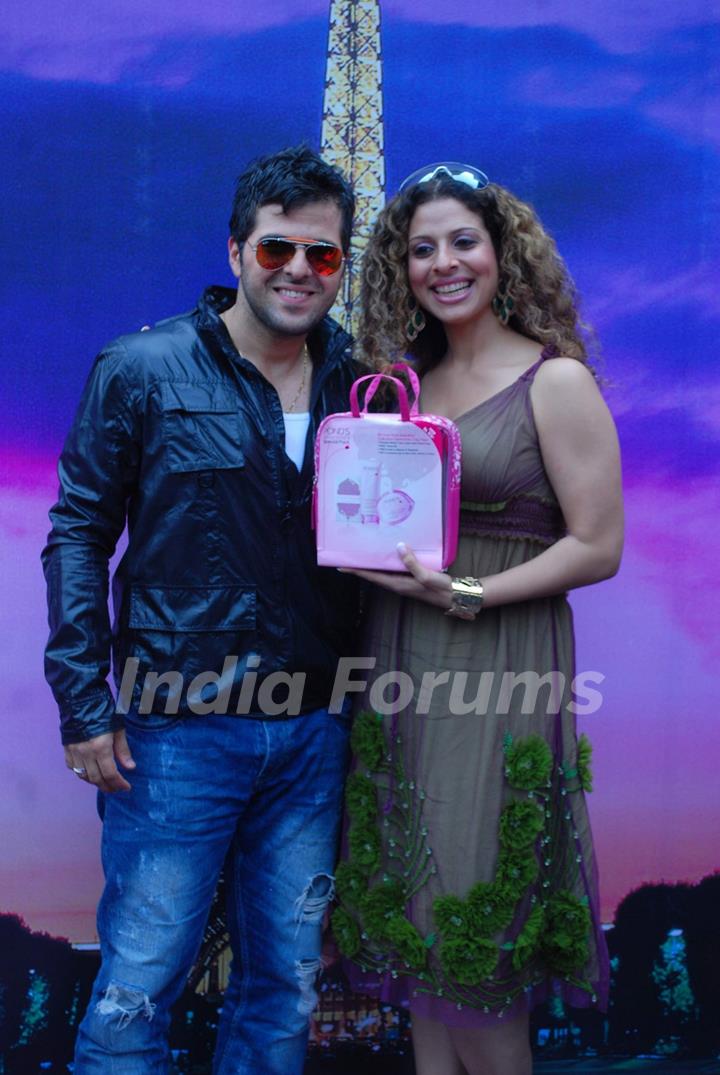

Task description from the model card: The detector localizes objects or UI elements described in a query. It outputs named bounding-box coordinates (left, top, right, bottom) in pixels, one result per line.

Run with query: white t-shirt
left=282, top=412, right=311, bottom=470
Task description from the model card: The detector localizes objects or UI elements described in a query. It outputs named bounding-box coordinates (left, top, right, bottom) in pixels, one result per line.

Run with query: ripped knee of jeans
left=293, top=871, right=335, bottom=932
left=95, top=981, right=156, bottom=1030
left=292, top=874, right=334, bottom=1016
left=295, top=957, right=323, bottom=1017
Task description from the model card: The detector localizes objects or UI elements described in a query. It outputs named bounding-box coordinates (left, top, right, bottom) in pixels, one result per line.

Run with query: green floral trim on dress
left=577, top=734, right=593, bottom=792
left=498, top=800, right=545, bottom=849
left=385, top=916, right=428, bottom=970
left=504, top=734, right=553, bottom=790
left=350, top=710, right=387, bottom=770
left=332, top=906, right=361, bottom=958
left=345, top=772, right=378, bottom=824
left=560, top=732, right=593, bottom=793
left=348, top=820, right=382, bottom=874
left=334, top=862, right=367, bottom=907
left=360, top=881, right=407, bottom=938
left=334, top=714, right=599, bottom=1014
left=498, top=846, right=540, bottom=893
left=466, top=880, right=518, bottom=935
left=440, top=935, right=498, bottom=987
left=512, top=903, right=545, bottom=971
left=541, top=890, right=591, bottom=975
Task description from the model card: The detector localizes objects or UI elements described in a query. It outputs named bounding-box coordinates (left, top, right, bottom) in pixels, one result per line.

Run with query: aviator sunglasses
left=248, top=236, right=345, bottom=276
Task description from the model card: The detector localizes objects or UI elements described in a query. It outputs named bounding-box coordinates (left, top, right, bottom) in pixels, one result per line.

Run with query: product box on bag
left=313, top=367, right=462, bottom=571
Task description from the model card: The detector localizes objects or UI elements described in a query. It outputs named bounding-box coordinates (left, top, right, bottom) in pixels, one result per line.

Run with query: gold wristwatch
left=445, top=576, right=484, bottom=621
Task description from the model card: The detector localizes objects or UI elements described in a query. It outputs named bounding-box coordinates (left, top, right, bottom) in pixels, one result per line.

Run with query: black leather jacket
left=42, top=287, right=361, bottom=743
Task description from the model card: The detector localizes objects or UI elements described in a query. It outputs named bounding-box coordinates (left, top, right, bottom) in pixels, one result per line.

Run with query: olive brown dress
left=333, top=352, right=609, bottom=1026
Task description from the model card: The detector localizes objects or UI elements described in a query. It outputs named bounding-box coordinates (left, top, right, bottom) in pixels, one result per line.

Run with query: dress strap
left=520, top=343, right=558, bottom=383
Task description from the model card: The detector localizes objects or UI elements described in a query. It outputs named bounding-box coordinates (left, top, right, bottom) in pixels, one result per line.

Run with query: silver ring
left=72, top=766, right=88, bottom=776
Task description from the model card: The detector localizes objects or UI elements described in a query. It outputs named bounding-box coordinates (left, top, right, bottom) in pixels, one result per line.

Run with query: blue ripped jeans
left=74, top=706, right=351, bottom=1075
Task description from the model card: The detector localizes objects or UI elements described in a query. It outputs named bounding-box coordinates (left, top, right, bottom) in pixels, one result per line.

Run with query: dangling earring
left=491, top=286, right=515, bottom=326
left=406, top=296, right=426, bottom=342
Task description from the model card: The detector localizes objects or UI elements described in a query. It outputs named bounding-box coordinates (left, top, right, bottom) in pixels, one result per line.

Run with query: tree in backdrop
left=608, top=875, right=720, bottom=1056
left=0, top=913, right=96, bottom=1072
left=683, top=872, right=720, bottom=1054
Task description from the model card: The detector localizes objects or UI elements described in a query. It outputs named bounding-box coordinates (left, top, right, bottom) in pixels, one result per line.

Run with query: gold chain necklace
left=284, top=346, right=309, bottom=413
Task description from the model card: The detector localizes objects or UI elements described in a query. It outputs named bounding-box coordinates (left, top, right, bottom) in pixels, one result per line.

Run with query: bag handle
left=350, top=373, right=411, bottom=421
left=360, top=362, right=421, bottom=415
left=387, top=361, right=421, bottom=412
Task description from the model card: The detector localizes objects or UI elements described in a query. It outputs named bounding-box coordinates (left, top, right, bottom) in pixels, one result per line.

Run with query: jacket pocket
left=160, top=381, right=244, bottom=473
left=122, top=585, right=257, bottom=714
left=128, top=583, right=256, bottom=632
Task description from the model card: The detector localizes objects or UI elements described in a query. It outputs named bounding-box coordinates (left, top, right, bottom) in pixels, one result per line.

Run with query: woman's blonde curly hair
left=358, top=176, right=596, bottom=373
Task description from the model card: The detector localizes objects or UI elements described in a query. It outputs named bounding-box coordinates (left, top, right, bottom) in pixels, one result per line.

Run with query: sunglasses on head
left=248, top=236, right=345, bottom=276
left=398, top=162, right=490, bottom=193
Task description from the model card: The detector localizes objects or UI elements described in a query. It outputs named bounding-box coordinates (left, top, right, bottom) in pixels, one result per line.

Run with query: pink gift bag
left=313, top=364, right=461, bottom=571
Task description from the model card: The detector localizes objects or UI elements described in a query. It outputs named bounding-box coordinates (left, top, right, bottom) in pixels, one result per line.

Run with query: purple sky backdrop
left=3, top=0, right=716, bottom=77
left=1, top=2, right=718, bottom=940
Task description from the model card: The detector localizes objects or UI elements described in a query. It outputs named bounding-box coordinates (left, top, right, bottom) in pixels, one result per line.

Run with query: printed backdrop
left=1, top=0, right=718, bottom=965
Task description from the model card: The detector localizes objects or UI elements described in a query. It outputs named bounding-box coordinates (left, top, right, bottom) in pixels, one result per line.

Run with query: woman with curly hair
left=333, top=164, right=623, bottom=1074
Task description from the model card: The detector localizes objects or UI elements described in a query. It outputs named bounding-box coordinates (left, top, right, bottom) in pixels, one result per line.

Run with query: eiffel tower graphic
left=189, top=4, right=385, bottom=993
left=321, top=0, right=386, bottom=333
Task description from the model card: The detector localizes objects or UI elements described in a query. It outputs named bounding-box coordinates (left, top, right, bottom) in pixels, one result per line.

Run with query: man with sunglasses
left=43, top=145, right=360, bottom=1074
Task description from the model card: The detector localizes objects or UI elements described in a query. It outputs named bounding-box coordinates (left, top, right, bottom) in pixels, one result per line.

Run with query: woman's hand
left=340, top=542, right=453, bottom=609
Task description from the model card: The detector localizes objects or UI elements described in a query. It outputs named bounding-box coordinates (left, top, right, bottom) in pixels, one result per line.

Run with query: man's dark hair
left=229, top=144, right=355, bottom=253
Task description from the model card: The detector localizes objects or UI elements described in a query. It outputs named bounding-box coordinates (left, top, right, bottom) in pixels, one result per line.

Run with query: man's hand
left=64, top=729, right=136, bottom=793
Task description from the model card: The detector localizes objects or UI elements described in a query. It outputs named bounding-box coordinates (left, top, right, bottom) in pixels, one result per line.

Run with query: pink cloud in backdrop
left=573, top=545, right=720, bottom=915
left=1, top=463, right=104, bottom=940
left=621, top=478, right=720, bottom=662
